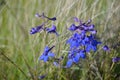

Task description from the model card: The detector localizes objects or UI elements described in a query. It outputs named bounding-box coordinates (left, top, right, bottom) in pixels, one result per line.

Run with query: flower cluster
left=30, top=13, right=58, bottom=36
left=65, top=17, right=102, bottom=68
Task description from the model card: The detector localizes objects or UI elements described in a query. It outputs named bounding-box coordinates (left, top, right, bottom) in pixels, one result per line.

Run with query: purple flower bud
left=90, top=30, right=97, bottom=34
left=87, top=19, right=92, bottom=24
left=69, top=24, right=78, bottom=31
left=88, top=24, right=95, bottom=29
left=35, top=13, right=56, bottom=21
left=47, top=17, right=56, bottom=21
left=39, top=46, right=55, bottom=62
left=73, top=17, right=80, bottom=22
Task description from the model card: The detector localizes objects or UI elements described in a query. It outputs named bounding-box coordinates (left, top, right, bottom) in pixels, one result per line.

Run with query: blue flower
left=65, top=49, right=86, bottom=68
left=85, top=35, right=101, bottom=52
left=35, top=13, right=41, bottom=18
left=88, top=24, right=94, bottom=29
left=89, top=29, right=97, bottom=34
left=103, top=45, right=109, bottom=51
left=65, top=59, right=73, bottom=68
left=66, top=32, right=83, bottom=48
left=39, top=46, right=55, bottom=62
left=69, top=24, right=78, bottom=31
left=79, top=50, right=86, bottom=58
left=30, top=25, right=43, bottom=34
left=112, top=57, right=120, bottom=62
left=45, top=25, right=59, bottom=36
left=73, top=53, right=80, bottom=63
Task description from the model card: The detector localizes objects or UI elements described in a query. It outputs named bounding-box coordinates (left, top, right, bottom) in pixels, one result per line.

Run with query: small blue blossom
left=35, top=13, right=41, bottom=18
left=73, top=17, right=80, bottom=22
left=47, top=17, right=56, bottom=21
left=89, top=29, right=97, bottom=34
left=45, top=25, right=59, bottom=36
left=39, top=46, right=55, bottom=62
left=73, top=53, right=80, bottom=63
left=79, top=50, right=86, bottom=58
left=103, top=45, right=109, bottom=51
left=86, top=19, right=92, bottom=24
left=65, top=59, right=73, bottom=68
left=30, top=25, right=43, bottom=34
left=112, top=57, right=120, bottom=62
left=69, top=24, right=78, bottom=31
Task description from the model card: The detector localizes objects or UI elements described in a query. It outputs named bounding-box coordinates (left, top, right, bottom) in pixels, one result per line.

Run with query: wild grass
left=0, top=0, right=120, bottom=80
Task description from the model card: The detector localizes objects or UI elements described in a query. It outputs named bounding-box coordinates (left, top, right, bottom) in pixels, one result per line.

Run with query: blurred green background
left=0, top=0, right=120, bottom=80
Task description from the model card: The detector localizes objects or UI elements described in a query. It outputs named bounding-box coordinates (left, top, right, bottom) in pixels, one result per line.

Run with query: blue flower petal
left=73, top=53, right=80, bottom=63
left=103, top=45, right=109, bottom=51
left=79, top=51, right=86, bottom=59
left=69, top=24, right=77, bottom=31
left=39, top=55, right=45, bottom=60
left=66, top=59, right=73, bottom=68
left=43, top=56, right=48, bottom=62
left=48, top=52, right=55, bottom=57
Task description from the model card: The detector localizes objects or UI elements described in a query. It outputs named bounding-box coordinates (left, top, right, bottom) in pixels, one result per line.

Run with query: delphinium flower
left=45, top=24, right=59, bottom=36
left=112, top=57, right=120, bottom=62
left=103, top=45, right=110, bottom=51
left=30, top=24, right=44, bottom=34
left=65, top=49, right=86, bottom=68
left=39, top=46, right=55, bottom=62
left=65, top=17, right=102, bottom=68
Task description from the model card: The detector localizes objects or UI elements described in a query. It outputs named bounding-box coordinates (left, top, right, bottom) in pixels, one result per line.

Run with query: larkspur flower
left=45, top=24, right=59, bottom=36
left=86, top=19, right=92, bottom=24
left=112, top=57, right=120, bottom=62
left=103, top=45, right=109, bottom=51
left=30, top=25, right=43, bottom=34
left=65, top=59, right=73, bottom=68
left=88, top=24, right=95, bottom=29
left=89, top=29, right=97, bottom=34
left=69, top=24, right=78, bottom=31
left=35, top=13, right=41, bottom=18
left=65, top=49, right=86, bottom=68
left=39, top=46, right=55, bottom=62
left=65, top=18, right=102, bottom=68
left=73, top=17, right=80, bottom=22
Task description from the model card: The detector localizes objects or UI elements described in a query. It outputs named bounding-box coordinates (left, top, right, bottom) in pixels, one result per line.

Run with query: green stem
left=0, top=52, right=28, bottom=79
